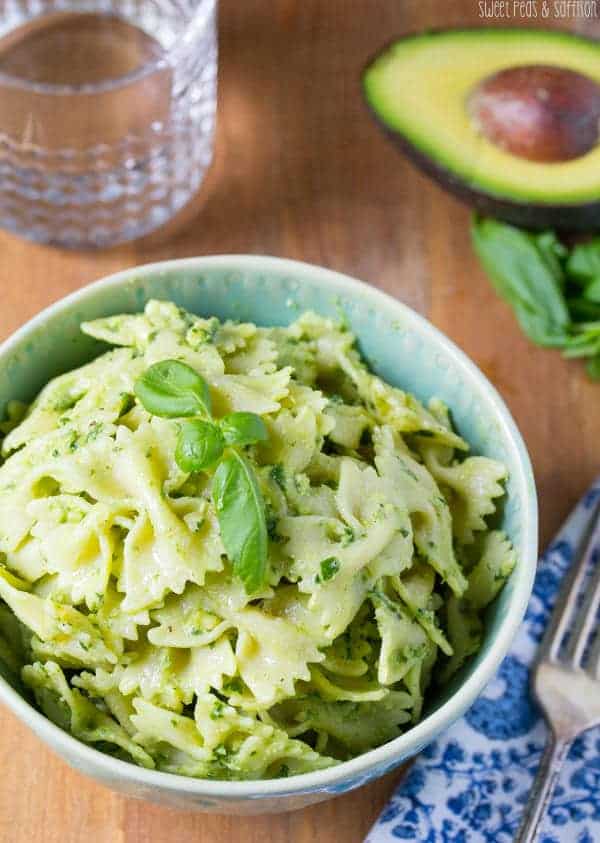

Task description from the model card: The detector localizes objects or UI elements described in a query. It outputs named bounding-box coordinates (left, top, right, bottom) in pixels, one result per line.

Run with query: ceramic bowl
left=0, top=256, right=537, bottom=813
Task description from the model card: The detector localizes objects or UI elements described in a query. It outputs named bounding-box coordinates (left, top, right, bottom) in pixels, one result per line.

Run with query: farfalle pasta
left=0, top=301, right=516, bottom=780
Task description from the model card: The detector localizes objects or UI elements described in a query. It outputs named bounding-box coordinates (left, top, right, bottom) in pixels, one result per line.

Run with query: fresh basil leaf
left=566, top=239, right=600, bottom=284
left=471, top=217, right=570, bottom=348
left=220, top=412, right=268, bottom=447
left=534, top=230, right=568, bottom=280
left=135, top=360, right=211, bottom=418
left=583, top=277, right=600, bottom=304
left=212, top=451, right=268, bottom=593
left=562, top=322, right=600, bottom=359
left=175, top=420, right=224, bottom=472
left=563, top=337, right=600, bottom=359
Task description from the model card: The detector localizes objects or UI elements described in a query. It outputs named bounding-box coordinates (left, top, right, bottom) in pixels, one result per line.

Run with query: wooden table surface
left=1, top=2, right=599, bottom=841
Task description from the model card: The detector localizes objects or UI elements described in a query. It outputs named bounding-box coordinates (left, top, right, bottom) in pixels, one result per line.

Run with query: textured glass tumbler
left=0, top=1, right=217, bottom=248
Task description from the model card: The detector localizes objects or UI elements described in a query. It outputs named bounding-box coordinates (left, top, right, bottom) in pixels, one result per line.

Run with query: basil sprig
left=471, top=217, right=569, bottom=348
left=471, top=217, right=600, bottom=379
left=135, top=360, right=269, bottom=592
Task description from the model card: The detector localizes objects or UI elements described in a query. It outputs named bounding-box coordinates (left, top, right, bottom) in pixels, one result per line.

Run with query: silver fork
left=517, top=506, right=600, bottom=842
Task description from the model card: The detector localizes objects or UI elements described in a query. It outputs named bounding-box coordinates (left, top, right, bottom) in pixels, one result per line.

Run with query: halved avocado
left=363, top=29, right=600, bottom=230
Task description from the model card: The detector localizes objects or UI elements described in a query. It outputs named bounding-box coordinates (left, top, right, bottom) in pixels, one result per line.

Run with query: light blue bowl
left=0, top=256, right=537, bottom=814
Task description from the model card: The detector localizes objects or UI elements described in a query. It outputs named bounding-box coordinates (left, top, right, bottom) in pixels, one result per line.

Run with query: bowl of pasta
left=0, top=256, right=537, bottom=813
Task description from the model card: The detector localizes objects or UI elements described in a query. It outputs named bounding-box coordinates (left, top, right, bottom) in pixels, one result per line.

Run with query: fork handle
left=516, top=736, right=572, bottom=843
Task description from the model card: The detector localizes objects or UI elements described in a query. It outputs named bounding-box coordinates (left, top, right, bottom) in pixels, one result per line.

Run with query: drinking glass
left=0, top=1, right=218, bottom=248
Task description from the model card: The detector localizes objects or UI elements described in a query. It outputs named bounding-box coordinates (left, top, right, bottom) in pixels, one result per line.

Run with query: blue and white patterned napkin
left=366, top=481, right=600, bottom=843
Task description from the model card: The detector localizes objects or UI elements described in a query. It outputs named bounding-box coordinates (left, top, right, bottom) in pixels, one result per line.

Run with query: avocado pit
left=363, top=29, right=600, bottom=229
left=468, top=64, right=600, bottom=163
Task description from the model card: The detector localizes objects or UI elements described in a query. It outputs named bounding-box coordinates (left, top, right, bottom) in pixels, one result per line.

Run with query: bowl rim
left=0, top=255, right=538, bottom=798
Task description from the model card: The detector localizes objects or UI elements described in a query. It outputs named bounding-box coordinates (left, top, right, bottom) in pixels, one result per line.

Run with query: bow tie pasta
left=0, top=301, right=516, bottom=780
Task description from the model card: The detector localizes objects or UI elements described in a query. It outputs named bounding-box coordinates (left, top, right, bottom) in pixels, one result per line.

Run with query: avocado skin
left=370, top=116, right=600, bottom=231
left=362, top=31, right=600, bottom=232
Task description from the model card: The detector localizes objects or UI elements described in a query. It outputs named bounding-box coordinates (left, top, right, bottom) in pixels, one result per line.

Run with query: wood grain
left=1, top=2, right=599, bottom=841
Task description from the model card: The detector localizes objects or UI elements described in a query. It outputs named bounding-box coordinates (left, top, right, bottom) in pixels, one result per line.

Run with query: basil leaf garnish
left=175, top=420, right=224, bottom=472
left=136, top=359, right=270, bottom=592
left=220, top=412, right=268, bottom=447
left=212, top=451, right=268, bottom=593
left=135, top=360, right=211, bottom=418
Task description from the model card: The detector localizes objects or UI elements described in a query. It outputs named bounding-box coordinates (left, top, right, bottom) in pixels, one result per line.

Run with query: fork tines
left=539, top=504, right=600, bottom=677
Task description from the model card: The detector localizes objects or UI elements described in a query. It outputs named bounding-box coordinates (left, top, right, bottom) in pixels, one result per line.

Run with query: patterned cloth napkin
left=366, top=480, right=600, bottom=843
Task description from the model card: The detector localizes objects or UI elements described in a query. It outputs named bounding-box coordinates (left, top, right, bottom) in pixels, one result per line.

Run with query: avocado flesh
left=363, top=29, right=600, bottom=222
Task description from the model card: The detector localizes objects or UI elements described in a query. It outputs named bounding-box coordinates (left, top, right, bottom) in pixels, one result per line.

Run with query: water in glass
left=0, top=1, right=217, bottom=248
